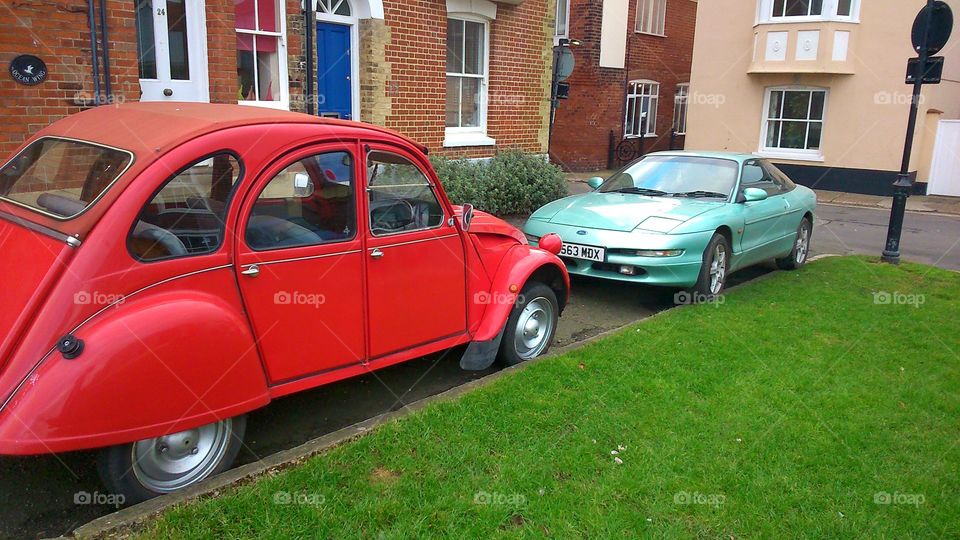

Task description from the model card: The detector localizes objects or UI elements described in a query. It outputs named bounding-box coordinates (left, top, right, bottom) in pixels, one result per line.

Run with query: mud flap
left=459, top=325, right=506, bottom=371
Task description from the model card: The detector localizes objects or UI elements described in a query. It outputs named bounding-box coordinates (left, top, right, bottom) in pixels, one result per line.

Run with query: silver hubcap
left=514, top=297, right=556, bottom=359
left=709, top=244, right=727, bottom=295
left=795, top=224, right=810, bottom=264
left=131, top=419, right=233, bottom=493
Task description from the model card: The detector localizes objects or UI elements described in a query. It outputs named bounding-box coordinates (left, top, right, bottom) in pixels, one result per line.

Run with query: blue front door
left=316, top=22, right=352, bottom=119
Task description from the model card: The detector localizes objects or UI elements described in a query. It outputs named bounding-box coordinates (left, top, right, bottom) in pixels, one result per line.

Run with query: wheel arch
left=0, top=289, right=270, bottom=455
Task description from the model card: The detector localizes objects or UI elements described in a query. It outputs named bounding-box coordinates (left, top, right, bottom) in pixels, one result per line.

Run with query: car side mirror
left=586, top=177, right=604, bottom=190
left=742, top=187, right=768, bottom=202
left=293, top=172, right=314, bottom=198
left=460, top=203, right=475, bottom=232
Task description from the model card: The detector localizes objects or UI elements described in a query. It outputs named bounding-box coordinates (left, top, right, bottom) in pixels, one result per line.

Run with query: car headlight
left=634, top=249, right=684, bottom=257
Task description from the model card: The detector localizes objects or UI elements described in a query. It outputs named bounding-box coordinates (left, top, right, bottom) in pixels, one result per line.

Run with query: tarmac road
left=0, top=204, right=956, bottom=539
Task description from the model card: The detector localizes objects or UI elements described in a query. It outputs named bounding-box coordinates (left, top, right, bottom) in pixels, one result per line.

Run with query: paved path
left=0, top=206, right=956, bottom=539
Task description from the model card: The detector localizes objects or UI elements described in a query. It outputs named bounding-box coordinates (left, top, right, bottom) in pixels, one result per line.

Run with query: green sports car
left=523, top=151, right=817, bottom=296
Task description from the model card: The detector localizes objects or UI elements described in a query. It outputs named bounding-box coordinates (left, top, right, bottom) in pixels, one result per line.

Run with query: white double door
left=136, top=0, right=209, bottom=102
left=929, top=120, right=960, bottom=197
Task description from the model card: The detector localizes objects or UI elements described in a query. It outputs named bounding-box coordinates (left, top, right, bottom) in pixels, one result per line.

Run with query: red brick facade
left=0, top=0, right=553, bottom=159
left=550, top=0, right=697, bottom=171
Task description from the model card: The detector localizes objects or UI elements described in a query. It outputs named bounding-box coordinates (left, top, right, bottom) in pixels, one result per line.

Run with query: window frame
left=127, top=150, right=244, bottom=263
left=235, top=0, right=290, bottom=110
left=673, top=83, right=689, bottom=135
left=554, top=0, right=571, bottom=44
left=444, top=14, right=495, bottom=148
left=758, top=86, right=828, bottom=161
left=364, top=149, right=446, bottom=238
left=756, top=0, right=860, bottom=24
left=244, top=149, right=359, bottom=252
left=624, top=80, right=660, bottom=139
left=0, top=136, right=135, bottom=222
left=635, top=0, right=667, bottom=37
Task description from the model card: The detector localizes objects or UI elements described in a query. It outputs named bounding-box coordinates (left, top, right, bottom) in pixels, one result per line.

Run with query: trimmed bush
left=430, top=151, right=568, bottom=216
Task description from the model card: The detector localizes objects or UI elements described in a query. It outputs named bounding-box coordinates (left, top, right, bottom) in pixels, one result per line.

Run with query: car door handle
left=240, top=264, right=260, bottom=277
left=370, top=248, right=384, bottom=259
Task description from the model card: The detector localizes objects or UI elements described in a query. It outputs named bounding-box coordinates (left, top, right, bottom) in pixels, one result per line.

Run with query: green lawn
left=142, top=256, right=960, bottom=539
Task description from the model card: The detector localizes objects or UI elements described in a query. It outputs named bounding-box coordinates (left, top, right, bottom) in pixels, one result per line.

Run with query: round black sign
left=9, top=54, right=48, bottom=86
left=912, top=1, right=954, bottom=55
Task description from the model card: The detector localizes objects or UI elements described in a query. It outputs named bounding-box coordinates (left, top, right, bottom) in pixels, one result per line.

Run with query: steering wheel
left=132, top=222, right=189, bottom=259
left=371, top=199, right=415, bottom=234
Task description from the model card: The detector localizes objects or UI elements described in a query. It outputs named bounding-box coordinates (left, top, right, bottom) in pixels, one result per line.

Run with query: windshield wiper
left=616, top=187, right=669, bottom=196
left=671, top=190, right=729, bottom=199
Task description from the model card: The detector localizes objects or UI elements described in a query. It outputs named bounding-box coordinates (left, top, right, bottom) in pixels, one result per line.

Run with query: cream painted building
left=685, top=0, right=960, bottom=195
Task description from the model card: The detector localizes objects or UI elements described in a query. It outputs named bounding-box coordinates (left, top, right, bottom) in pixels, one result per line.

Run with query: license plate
left=559, top=242, right=605, bottom=262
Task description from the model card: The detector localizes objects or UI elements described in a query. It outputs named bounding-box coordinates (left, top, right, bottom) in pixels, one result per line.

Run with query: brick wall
left=550, top=0, right=697, bottom=171
left=1, top=0, right=553, bottom=160
left=0, top=0, right=139, bottom=157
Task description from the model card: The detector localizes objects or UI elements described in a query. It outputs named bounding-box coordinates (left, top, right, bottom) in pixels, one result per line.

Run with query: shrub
left=430, top=151, right=568, bottom=216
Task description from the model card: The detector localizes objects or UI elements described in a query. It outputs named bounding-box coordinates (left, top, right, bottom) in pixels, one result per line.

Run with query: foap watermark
left=73, top=290, right=126, bottom=306
left=73, top=92, right=127, bottom=106
left=473, top=291, right=523, bottom=306
left=872, top=291, right=925, bottom=308
left=674, top=290, right=725, bottom=307
left=688, top=91, right=726, bottom=108
left=273, top=491, right=325, bottom=506
left=274, top=291, right=326, bottom=308
left=673, top=490, right=725, bottom=508
left=473, top=490, right=527, bottom=506
left=874, top=491, right=925, bottom=507
left=874, top=91, right=925, bottom=107
left=74, top=490, right=125, bottom=508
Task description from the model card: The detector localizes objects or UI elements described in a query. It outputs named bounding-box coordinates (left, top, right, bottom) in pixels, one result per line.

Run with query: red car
left=0, top=103, right=568, bottom=503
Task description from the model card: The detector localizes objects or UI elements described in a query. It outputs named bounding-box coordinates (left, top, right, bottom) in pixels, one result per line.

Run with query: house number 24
left=156, top=7, right=165, bottom=15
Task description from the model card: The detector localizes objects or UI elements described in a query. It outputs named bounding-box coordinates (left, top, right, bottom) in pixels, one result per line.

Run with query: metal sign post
left=882, top=0, right=953, bottom=264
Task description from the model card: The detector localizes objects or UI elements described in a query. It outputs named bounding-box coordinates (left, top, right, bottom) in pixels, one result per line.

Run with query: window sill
left=755, top=17, right=859, bottom=25
left=444, top=132, right=497, bottom=148
left=756, top=150, right=825, bottom=163
left=625, top=133, right=658, bottom=139
left=635, top=31, right=666, bottom=37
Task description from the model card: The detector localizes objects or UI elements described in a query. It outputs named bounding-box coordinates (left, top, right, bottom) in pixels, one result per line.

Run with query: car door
left=737, top=159, right=792, bottom=266
left=235, top=144, right=366, bottom=383
left=362, top=146, right=467, bottom=359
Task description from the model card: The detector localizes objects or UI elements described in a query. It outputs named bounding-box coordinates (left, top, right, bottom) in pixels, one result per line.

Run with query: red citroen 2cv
left=0, top=103, right=568, bottom=503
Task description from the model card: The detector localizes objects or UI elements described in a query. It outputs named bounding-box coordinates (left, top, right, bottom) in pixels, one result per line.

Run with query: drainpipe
left=98, top=0, right=112, bottom=102
left=304, top=0, right=315, bottom=115
left=86, top=0, right=101, bottom=105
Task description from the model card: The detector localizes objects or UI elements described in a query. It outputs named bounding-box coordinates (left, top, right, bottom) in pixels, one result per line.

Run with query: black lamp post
left=882, top=0, right=952, bottom=264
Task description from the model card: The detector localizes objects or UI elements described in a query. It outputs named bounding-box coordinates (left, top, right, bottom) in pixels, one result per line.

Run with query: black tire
left=776, top=217, right=812, bottom=270
left=97, top=415, right=247, bottom=506
left=497, top=282, right=559, bottom=367
left=692, top=233, right=730, bottom=297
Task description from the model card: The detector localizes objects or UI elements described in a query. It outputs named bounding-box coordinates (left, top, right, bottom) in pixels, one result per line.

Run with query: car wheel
left=776, top=217, right=812, bottom=270
left=498, top=282, right=559, bottom=367
left=97, top=415, right=246, bottom=506
left=692, top=233, right=730, bottom=297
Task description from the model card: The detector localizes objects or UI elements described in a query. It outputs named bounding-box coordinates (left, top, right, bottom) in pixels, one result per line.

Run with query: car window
left=366, top=150, right=443, bottom=236
left=246, top=151, right=356, bottom=251
left=129, top=153, right=241, bottom=261
left=761, top=160, right=797, bottom=193
left=740, top=160, right=780, bottom=197
left=1, top=137, right=132, bottom=219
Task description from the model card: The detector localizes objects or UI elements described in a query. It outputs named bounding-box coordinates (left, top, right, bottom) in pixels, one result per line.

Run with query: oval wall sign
left=9, top=55, right=48, bottom=86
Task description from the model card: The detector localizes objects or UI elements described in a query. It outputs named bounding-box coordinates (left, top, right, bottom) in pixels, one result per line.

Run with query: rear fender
left=471, top=245, right=569, bottom=343
left=0, top=282, right=269, bottom=455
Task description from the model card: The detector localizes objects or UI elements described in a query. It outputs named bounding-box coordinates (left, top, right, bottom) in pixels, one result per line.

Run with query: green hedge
left=430, top=151, right=568, bottom=216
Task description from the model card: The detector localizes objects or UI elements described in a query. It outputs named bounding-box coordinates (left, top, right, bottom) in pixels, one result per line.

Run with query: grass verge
left=141, top=256, right=960, bottom=538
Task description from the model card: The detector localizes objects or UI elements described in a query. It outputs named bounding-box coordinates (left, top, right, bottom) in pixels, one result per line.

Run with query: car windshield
left=0, top=137, right=133, bottom=219
left=598, top=155, right=739, bottom=199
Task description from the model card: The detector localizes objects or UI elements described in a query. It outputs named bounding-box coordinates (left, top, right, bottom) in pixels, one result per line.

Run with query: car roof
left=644, top=150, right=758, bottom=163
left=38, top=102, right=427, bottom=157
left=2, top=103, right=428, bottom=240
